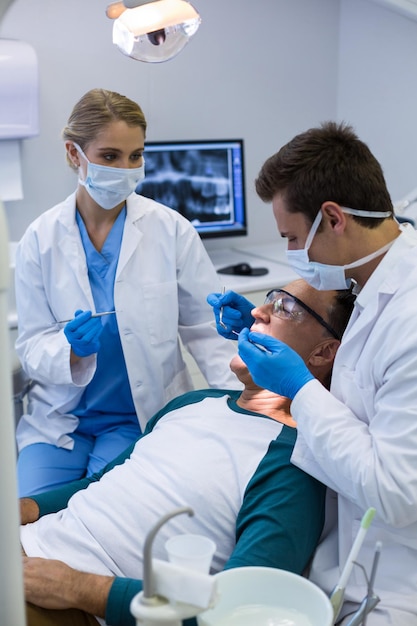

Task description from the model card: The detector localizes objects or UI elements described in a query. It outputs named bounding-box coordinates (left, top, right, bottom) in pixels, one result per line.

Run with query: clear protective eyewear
left=264, top=288, right=340, bottom=340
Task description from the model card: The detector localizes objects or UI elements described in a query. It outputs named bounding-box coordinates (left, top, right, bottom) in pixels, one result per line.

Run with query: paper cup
left=165, top=533, right=216, bottom=573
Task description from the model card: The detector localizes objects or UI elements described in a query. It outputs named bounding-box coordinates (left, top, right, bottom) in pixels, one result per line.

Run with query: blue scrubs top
left=73, top=208, right=139, bottom=435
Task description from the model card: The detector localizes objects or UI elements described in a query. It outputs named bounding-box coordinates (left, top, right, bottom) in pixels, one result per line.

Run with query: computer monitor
left=136, top=139, right=247, bottom=239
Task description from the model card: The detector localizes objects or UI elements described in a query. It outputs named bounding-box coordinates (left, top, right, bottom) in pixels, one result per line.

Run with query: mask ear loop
left=72, top=142, right=90, bottom=164
left=341, top=206, right=392, bottom=219
left=304, top=210, right=323, bottom=252
left=306, top=205, right=392, bottom=254
left=343, top=240, right=395, bottom=271
left=73, top=143, right=92, bottom=188
left=65, top=142, right=82, bottom=171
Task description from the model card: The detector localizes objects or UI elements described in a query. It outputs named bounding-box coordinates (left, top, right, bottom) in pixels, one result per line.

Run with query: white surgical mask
left=74, top=143, right=145, bottom=210
left=286, top=206, right=394, bottom=290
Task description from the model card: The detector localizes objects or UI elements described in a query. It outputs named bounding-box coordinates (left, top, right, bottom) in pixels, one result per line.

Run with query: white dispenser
left=0, top=38, right=39, bottom=139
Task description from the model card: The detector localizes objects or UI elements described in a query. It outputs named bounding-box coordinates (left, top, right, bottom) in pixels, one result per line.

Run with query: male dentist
left=208, top=121, right=417, bottom=625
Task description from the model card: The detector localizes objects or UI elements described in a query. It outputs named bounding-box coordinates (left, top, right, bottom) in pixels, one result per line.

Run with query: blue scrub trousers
left=17, top=417, right=140, bottom=497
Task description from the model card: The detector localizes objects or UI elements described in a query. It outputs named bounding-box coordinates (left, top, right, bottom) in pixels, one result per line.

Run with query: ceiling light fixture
left=106, top=0, right=201, bottom=63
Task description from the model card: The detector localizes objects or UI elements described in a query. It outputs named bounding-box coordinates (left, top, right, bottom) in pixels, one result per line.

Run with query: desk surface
left=209, top=243, right=298, bottom=293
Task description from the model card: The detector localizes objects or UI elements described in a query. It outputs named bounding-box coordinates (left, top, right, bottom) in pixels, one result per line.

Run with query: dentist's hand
left=237, top=328, right=314, bottom=399
left=207, top=290, right=255, bottom=339
left=64, top=310, right=103, bottom=357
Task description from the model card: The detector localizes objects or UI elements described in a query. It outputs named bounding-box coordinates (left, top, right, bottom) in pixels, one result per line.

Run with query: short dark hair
left=327, top=287, right=356, bottom=341
left=320, top=286, right=356, bottom=388
left=255, top=121, right=393, bottom=229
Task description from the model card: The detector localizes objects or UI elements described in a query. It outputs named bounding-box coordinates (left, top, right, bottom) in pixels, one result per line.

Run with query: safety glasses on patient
left=264, top=288, right=341, bottom=340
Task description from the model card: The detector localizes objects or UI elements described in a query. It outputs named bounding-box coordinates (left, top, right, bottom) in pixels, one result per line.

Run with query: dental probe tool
left=56, top=310, right=119, bottom=324
left=219, top=289, right=267, bottom=352
left=219, top=286, right=228, bottom=329
left=232, top=329, right=271, bottom=353
left=330, top=507, right=376, bottom=623
left=344, top=594, right=380, bottom=626
left=361, top=541, right=382, bottom=626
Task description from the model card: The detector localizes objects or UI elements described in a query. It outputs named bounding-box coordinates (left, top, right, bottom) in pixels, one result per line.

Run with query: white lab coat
left=15, top=192, right=240, bottom=451
left=291, top=224, right=417, bottom=623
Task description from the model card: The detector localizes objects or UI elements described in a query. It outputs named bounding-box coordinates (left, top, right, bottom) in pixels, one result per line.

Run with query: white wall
left=0, top=0, right=339, bottom=249
left=339, top=0, right=417, bottom=209
left=3, top=0, right=417, bottom=247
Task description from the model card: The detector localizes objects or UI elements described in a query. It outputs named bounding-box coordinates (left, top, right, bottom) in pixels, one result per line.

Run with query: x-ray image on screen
left=136, top=139, right=247, bottom=239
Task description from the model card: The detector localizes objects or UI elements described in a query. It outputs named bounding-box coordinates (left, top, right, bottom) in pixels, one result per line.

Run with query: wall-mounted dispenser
left=0, top=38, right=39, bottom=139
left=0, top=38, right=39, bottom=202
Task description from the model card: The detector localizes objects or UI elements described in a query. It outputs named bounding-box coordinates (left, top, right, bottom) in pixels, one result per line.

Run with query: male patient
left=20, top=279, right=355, bottom=626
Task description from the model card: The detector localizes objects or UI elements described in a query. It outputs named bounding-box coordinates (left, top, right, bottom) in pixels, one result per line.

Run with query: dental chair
left=9, top=320, right=32, bottom=428
left=12, top=365, right=32, bottom=426
left=396, top=215, right=416, bottom=227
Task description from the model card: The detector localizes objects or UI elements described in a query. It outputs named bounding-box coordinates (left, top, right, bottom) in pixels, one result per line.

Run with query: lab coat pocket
left=334, top=364, right=375, bottom=424
left=142, top=281, right=178, bottom=345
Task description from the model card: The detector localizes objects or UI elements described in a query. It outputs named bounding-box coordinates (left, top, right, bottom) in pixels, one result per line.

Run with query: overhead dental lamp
left=106, top=0, right=201, bottom=63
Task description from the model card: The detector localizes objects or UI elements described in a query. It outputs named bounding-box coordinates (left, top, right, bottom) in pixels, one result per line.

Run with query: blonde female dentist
left=15, top=88, right=239, bottom=497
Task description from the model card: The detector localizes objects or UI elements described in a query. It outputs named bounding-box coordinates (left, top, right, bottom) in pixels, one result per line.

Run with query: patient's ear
left=308, top=339, right=340, bottom=367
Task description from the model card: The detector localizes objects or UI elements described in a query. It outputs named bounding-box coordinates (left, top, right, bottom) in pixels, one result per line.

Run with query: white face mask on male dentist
left=286, top=206, right=393, bottom=290
left=74, top=143, right=145, bottom=210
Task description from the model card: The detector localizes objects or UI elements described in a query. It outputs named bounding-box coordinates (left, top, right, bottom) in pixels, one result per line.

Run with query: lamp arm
left=106, top=0, right=160, bottom=20
left=393, top=185, right=417, bottom=214
left=0, top=0, right=16, bottom=24
left=124, top=0, right=159, bottom=6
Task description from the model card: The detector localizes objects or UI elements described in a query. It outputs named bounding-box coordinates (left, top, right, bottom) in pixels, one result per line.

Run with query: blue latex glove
left=237, top=328, right=314, bottom=399
left=63, top=309, right=104, bottom=357
left=206, top=290, right=255, bottom=339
